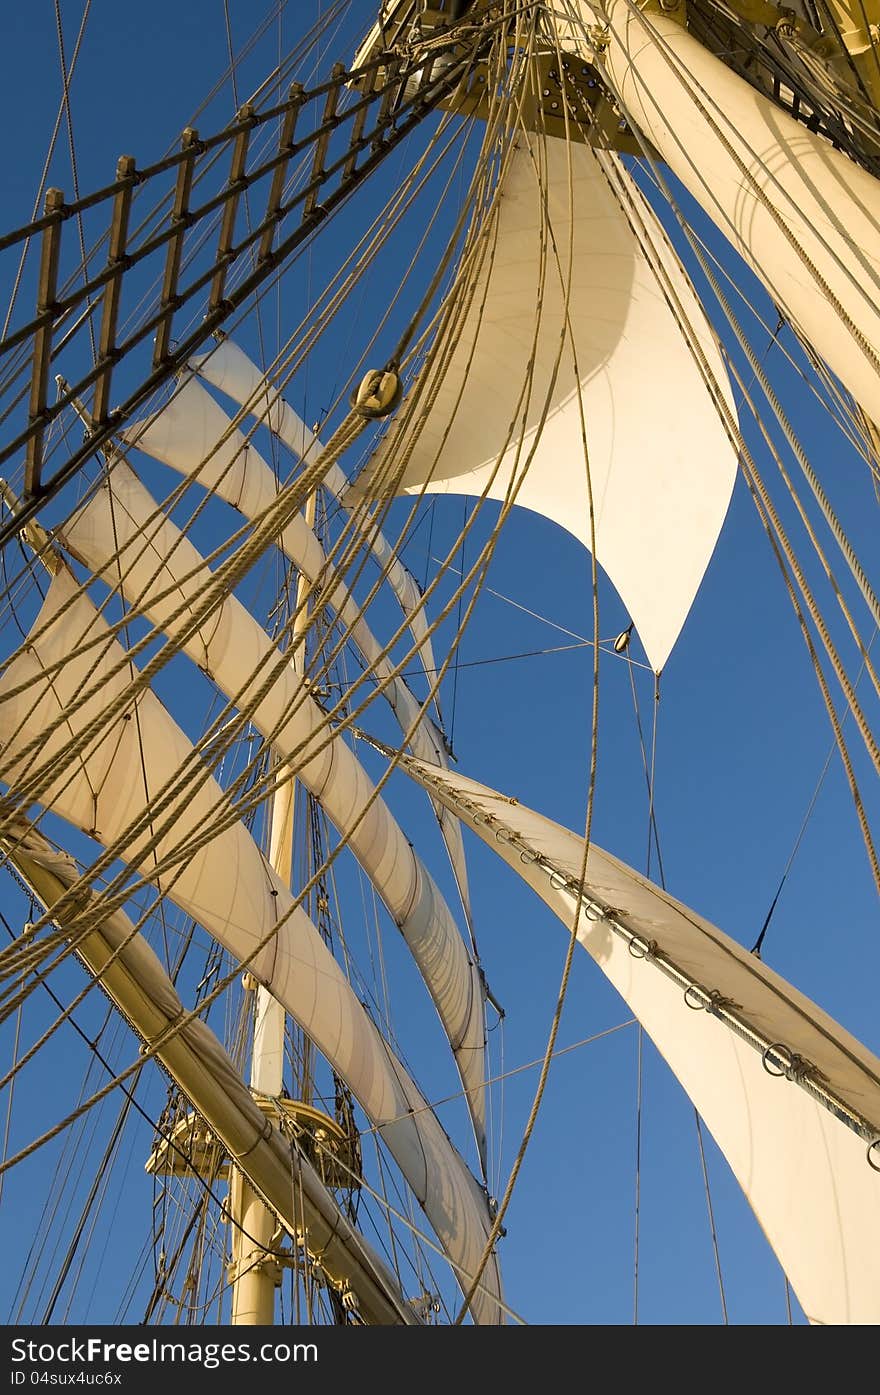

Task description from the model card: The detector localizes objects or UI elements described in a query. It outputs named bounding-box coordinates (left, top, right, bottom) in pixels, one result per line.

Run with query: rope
left=736, top=446, right=880, bottom=892
left=633, top=1025, right=643, bottom=1325
left=625, top=659, right=666, bottom=887
left=356, top=1018, right=638, bottom=1138
left=752, top=633, right=879, bottom=955
left=1, top=0, right=92, bottom=341
left=0, top=24, right=543, bottom=1065
left=602, top=0, right=880, bottom=380
left=454, top=28, right=606, bottom=1319
left=0, top=918, right=284, bottom=1268
left=579, top=71, right=880, bottom=889
left=52, top=0, right=97, bottom=365
left=0, top=19, right=574, bottom=1294
left=694, top=1109, right=728, bottom=1324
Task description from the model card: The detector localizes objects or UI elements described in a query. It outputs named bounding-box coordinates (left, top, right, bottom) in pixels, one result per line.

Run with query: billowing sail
left=397, top=758, right=880, bottom=1327
left=348, top=135, right=738, bottom=673
left=0, top=569, right=503, bottom=1323
left=555, top=1, right=880, bottom=424
left=61, top=463, right=488, bottom=1169
left=121, top=374, right=478, bottom=945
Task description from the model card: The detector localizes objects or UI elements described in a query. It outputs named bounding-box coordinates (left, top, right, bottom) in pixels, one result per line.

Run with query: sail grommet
left=761, top=1042, right=792, bottom=1078
left=519, top=848, right=539, bottom=865
left=628, top=934, right=654, bottom=960
left=583, top=902, right=605, bottom=922
left=351, top=368, right=403, bottom=418
left=548, top=868, right=569, bottom=892
left=867, top=1139, right=880, bottom=1172
left=684, top=982, right=710, bottom=1010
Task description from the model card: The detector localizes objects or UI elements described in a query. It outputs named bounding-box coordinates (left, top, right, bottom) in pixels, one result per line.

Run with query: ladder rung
left=257, top=84, right=305, bottom=264
left=209, top=105, right=256, bottom=313
left=303, top=64, right=347, bottom=219
left=93, top=156, right=137, bottom=424
left=153, top=130, right=200, bottom=370
left=24, top=188, right=65, bottom=497
left=343, top=66, right=378, bottom=178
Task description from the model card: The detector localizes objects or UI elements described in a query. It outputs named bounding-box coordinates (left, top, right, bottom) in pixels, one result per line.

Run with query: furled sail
left=397, top=758, right=880, bottom=1326
left=555, top=1, right=880, bottom=425
left=61, top=463, right=488, bottom=1170
left=4, top=820, right=417, bottom=1327
left=0, top=569, right=503, bottom=1324
left=347, top=134, right=738, bottom=674
left=121, top=373, right=478, bottom=944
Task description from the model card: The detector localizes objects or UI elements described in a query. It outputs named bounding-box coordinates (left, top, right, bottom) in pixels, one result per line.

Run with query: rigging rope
left=1, top=0, right=92, bottom=342
left=694, top=1108, right=729, bottom=1324
left=3, top=0, right=875, bottom=1322
left=0, top=13, right=613, bottom=1328
left=454, top=31, right=605, bottom=1318
left=579, top=68, right=880, bottom=896
left=752, top=630, right=880, bottom=955
left=633, top=1024, right=642, bottom=1325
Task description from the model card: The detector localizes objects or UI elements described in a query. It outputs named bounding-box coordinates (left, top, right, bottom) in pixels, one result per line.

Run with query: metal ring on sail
left=391, top=755, right=880, bottom=1327
left=762, top=1042, right=795, bottom=1078
left=684, top=982, right=712, bottom=1011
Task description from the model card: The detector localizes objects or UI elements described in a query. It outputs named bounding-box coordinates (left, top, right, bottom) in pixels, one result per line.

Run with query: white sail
left=556, top=1, right=880, bottom=426
left=186, top=337, right=442, bottom=696
left=61, top=463, right=488, bottom=1168
left=397, top=758, right=880, bottom=1327
left=4, top=820, right=417, bottom=1327
left=0, top=569, right=503, bottom=1324
left=121, top=374, right=477, bottom=942
left=347, top=135, right=737, bottom=673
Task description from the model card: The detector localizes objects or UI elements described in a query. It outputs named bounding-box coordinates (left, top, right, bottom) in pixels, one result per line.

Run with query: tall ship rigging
left=0, top=0, right=878, bottom=1325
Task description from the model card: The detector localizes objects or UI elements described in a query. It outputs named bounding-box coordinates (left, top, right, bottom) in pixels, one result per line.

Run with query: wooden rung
left=371, top=58, right=402, bottom=151
left=257, top=83, right=305, bottom=263
left=209, top=104, right=256, bottom=313
left=153, top=129, right=200, bottom=370
left=303, top=64, right=347, bottom=219
left=24, top=187, right=65, bottom=497
left=343, top=66, right=378, bottom=178
left=92, top=155, right=136, bottom=424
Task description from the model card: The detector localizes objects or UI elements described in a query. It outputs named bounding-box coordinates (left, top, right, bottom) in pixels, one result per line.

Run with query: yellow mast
left=228, top=490, right=317, bottom=1325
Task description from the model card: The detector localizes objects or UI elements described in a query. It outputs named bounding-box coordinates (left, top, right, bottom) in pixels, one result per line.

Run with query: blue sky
left=0, top=0, right=878, bottom=1327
